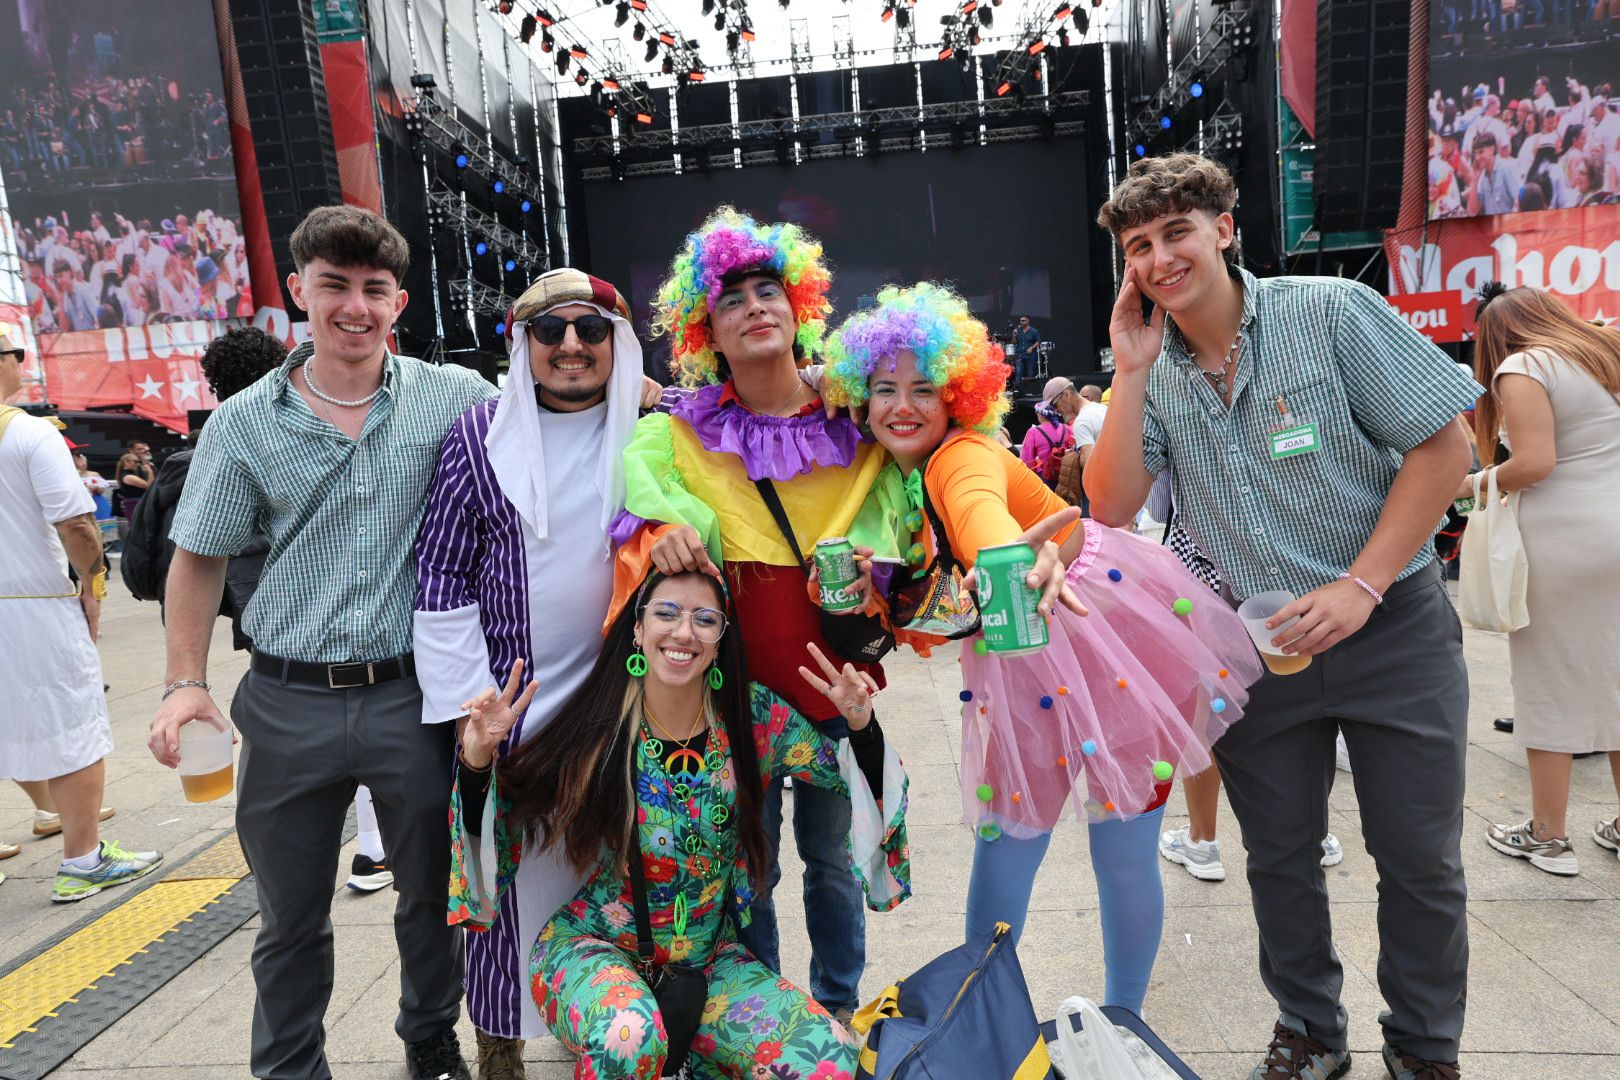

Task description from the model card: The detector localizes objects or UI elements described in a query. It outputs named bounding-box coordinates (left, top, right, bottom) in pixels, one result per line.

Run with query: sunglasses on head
left=528, top=313, right=612, bottom=346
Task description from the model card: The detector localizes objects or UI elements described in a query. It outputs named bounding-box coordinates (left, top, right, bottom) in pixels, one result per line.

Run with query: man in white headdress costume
left=414, top=268, right=646, bottom=1077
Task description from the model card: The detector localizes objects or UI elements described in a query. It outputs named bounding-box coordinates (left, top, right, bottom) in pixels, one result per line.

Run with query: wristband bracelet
left=1337, top=573, right=1384, bottom=605
left=162, top=679, right=211, bottom=700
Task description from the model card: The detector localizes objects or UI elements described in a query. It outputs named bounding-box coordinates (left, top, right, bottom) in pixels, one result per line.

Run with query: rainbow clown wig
left=823, top=282, right=1011, bottom=435
left=650, top=206, right=833, bottom=386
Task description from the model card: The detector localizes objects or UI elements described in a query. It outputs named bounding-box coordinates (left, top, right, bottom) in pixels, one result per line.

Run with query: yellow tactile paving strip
left=0, top=831, right=252, bottom=1050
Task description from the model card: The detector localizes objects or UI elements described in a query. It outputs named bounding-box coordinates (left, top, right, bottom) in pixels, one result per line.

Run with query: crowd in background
left=1429, top=75, right=1620, bottom=216
left=20, top=209, right=251, bottom=330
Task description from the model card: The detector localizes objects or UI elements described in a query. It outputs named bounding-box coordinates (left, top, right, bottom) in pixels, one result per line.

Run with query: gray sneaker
left=51, top=840, right=163, bottom=902
left=1159, top=825, right=1226, bottom=881
left=1320, top=833, right=1344, bottom=867
left=1594, top=817, right=1620, bottom=859
left=1250, top=1014, right=1350, bottom=1080
left=1486, top=819, right=1579, bottom=875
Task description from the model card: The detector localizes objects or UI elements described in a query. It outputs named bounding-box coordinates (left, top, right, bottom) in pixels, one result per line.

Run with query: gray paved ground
left=4, top=580, right=1619, bottom=1078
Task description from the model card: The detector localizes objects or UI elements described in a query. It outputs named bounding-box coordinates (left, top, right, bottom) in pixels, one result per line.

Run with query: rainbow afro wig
left=823, top=282, right=1010, bottom=435
left=650, top=206, right=833, bottom=386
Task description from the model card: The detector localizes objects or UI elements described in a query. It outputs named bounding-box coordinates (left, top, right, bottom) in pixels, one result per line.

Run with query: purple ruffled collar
left=669, top=382, right=866, bottom=482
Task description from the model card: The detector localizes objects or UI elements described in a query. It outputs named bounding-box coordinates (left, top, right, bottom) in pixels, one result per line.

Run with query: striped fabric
left=1141, top=269, right=1483, bottom=602
left=169, top=342, right=494, bottom=662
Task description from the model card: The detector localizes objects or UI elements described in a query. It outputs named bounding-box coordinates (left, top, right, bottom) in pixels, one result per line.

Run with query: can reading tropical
left=976, top=541, right=1049, bottom=655
left=815, top=537, right=864, bottom=613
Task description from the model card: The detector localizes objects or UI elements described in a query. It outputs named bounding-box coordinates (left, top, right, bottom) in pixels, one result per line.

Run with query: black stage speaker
left=1314, top=0, right=1409, bottom=233
left=230, top=0, right=344, bottom=307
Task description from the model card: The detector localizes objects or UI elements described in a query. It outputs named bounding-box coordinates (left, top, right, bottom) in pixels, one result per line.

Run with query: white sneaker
left=1159, top=826, right=1226, bottom=881
left=1334, top=732, right=1352, bottom=773
left=1320, top=833, right=1344, bottom=867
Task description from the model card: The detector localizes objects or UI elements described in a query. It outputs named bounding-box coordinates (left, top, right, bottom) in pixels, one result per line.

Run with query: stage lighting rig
left=408, top=85, right=539, bottom=197
left=428, top=187, right=537, bottom=273
left=450, top=278, right=520, bottom=327
left=1124, top=3, right=1255, bottom=152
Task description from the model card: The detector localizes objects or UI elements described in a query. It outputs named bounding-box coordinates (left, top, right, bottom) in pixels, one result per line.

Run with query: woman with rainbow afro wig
left=651, top=205, right=832, bottom=387
left=824, top=282, right=1263, bottom=1015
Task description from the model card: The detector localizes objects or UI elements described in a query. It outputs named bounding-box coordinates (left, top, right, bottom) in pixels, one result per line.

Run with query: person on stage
left=609, top=206, right=906, bottom=1023
left=447, top=569, right=909, bottom=1078
left=1086, top=153, right=1480, bottom=1080
left=1013, top=314, right=1042, bottom=381
left=820, top=282, right=1262, bottom=1015
left=414, top=268, right=648, bottom=1078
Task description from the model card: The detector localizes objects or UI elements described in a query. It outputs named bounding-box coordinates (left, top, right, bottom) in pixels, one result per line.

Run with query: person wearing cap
left=609, top=206, right=907, bottom=1024
left=151, top=205, right=498, bottom=1080
left=415, top=268, right=648, bottom=1077
left=1020, top=377, right=1079, bottom=488
left=195, top=256, right=229, bottom=320
left=0, top=329, right=162, bottom=898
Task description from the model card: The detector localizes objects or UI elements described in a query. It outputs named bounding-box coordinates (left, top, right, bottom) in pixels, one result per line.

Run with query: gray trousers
left=232, top=669, right=464, bottom=1079
left=1213, top=560, right=1469, bottom=1061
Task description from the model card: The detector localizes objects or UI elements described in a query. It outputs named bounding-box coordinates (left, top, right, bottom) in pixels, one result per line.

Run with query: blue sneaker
left=1250, top=1014, right=1350, bottom=1080
left=1382, top=1042, right=1460, bottom=1079
left=51, top=840, right=163, bottom=903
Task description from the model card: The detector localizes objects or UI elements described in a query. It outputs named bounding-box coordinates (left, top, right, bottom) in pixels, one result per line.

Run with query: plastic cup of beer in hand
left=1237, top=591, right=1313, bottom=676
left=177, top=721, right=235, bottom=802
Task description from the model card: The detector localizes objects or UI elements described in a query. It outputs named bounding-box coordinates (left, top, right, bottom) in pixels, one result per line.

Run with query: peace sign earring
left=626, top=636, right=648, bottom=678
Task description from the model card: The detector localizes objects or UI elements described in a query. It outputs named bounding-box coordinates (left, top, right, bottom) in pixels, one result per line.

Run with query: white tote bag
left=1047, top=997, right=1154, bottom=1080
left=1457, top=468, right=1530, bottom=633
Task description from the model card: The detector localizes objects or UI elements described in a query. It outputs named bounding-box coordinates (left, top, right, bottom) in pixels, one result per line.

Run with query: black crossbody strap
left=626, top=817, right=656, bottom=965
left=753, top=479, right=810, bottom=578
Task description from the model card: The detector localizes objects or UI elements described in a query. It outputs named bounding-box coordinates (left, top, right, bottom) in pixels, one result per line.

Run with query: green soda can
left=814, top=537, right=864, bottom=613
left=976, top=541, right=1049, bottom=656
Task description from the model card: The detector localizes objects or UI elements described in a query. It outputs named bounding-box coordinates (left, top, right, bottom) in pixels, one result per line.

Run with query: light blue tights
left=963, top=805, right=1165, bottom=1015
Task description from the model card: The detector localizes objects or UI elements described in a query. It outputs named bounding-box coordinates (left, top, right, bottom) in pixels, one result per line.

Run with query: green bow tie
left=903, top=468, right=925, bottom=516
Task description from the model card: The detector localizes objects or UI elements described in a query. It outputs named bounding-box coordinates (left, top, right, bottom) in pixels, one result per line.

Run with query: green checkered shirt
left=170, top=342, right=495, bottom=663
left=1143, top=268, right=1483, bottom=602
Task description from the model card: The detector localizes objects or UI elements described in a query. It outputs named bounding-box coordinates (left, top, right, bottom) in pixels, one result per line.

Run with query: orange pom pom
left=1056, top=686, right=1069, bottom=696
left=1104, top=801, right=1115, bottom=812
left=1218, top=668, right=1229, bottom=678
left=1011, top=792, right=1022, bottom=804
left=1057, top=755, right=1068, bottom=767
left=1116, top=677, right=1129, bottom=689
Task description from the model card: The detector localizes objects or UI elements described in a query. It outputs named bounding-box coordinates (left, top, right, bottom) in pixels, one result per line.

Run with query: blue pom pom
left=1211, top=697, right=1228, bottom=714
left=1081, top=739, right=1097, bottom=756
left=1039, top=695, right=1054, bottom=709
left=1107, top=568, right=1123, bottom=582
left=959, top=690, right=973, bottom=702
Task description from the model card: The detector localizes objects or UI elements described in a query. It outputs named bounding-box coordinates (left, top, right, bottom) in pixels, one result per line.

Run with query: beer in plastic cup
left=1237, top=590, right=1313, bottom=676
left=177, top=721, right=235, bottom=802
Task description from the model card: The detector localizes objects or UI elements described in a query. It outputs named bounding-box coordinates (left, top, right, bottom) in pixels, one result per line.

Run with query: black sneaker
left=406, top=1029, right=471, bottom=1080
left=346, top=853, right=394, bottom=893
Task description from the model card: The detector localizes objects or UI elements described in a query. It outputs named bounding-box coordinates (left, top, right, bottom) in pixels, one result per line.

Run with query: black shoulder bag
left=753, top=478, right=895, bottom=664
left=627, top=824, right=707, bottom=1076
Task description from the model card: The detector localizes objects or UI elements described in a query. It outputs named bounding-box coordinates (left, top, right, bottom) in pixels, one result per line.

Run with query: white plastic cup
left=1236, top=590, right=1314, bottom=676
left=177, top=721, right=235, bottom=802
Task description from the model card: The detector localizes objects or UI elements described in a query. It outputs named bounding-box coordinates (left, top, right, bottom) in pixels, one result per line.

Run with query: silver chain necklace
left=303, top=356, right=381, bottom=409
left=1197, top=335, right=1242, bottom=398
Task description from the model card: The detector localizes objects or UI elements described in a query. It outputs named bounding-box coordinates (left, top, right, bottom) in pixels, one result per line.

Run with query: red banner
left=1383, top=205, right=1620, bottom=342
left=1279, top=0, right=1317, bottom=139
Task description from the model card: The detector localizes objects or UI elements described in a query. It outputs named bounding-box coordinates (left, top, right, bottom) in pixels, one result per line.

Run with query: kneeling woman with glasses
left=449, top=569, right=909, bottom=1079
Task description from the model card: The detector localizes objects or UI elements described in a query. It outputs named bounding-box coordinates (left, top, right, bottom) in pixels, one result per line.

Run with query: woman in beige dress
left=1467, top=284, right=1620, bottom=876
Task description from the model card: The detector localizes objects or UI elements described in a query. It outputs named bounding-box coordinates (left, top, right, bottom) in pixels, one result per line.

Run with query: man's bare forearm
left=164, top=548, right=229, bottom=682
left=53, top=513, right=104, bottom=579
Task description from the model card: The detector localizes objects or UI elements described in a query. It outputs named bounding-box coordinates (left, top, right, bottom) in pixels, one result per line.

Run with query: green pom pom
left=1172, top=597, right=1194, bottom=617
left=1153, top=760, right=1175, bottom=781
left=905, top=510, right=924, bottom=532
left=978, top=822, right=1003, bottom=842
left=973, top=639, right=989, bottom=655
left=976, top=783, right=994, bottom=802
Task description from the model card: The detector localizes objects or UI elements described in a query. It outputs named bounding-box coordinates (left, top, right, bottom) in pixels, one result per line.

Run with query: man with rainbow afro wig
left=608, top=206, right=908, bottom=1023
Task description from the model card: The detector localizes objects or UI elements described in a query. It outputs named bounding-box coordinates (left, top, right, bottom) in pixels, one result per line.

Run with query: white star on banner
left=172, top=375, right=201, bottom=404
left=1592, top=308, right=1613, bottom=326
left=136, top=374, right=166, bottom=399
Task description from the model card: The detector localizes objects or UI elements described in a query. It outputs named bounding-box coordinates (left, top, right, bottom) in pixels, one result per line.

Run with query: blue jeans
left=735, top=774, right=866, bottom=1014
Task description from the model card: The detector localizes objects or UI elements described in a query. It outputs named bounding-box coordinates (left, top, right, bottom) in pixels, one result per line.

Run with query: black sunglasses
left=528, top=314, right=612, bottom=346
left=0, top=348, right=23, bottom=362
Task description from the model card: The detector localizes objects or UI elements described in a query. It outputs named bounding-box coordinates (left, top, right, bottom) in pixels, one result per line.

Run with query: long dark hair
left=497, top=570, right=771, bottom=885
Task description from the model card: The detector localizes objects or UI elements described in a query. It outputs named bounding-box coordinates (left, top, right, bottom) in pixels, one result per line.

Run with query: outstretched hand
left=798, top=642, right=880, bottom=731
left=458, top=659, right=539, bottom=770
left=966, top=507, right=1088, bottom=620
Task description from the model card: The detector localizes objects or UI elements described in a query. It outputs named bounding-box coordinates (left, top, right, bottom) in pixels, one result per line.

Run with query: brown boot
left=474, top=1029, right=525, bottom=1080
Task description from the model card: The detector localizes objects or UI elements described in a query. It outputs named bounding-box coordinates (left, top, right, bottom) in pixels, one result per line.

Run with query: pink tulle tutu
left=958, top=519, right=1263, bottom=838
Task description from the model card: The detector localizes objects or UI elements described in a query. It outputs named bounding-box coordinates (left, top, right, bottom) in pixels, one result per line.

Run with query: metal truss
left=426, top=186, right=542, bottom=265
left=571, top=90, right=1090, bottom=159
left=1123, top=4, right=1257, bottom=148
left=789, top=18, right=813, bottom=74
left=406, top=88, right=541, bottom=195
left=448, top=277, right=519, bottom=321
left=594, top=41, right=659, bottom=121
left=580, top=119, right=1086, bottom=181
left=989, top=5, right=1054, bottom=92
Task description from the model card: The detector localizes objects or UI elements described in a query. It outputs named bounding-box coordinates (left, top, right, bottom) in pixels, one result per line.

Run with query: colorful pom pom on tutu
left=1107, top=568, right=1123, bottom=582
left=1082, top=740, right=1098, bottom=756
left=1153, top=761, right=1174, bottom=781
left=959, top=690, right=973, bottom=702
left=1039, top=695, right=1054, bottom=709
left=1212, top=697, right=1228, bottom=714
left=976, top=783, right=994, bottom=802
left=978, top=822, right=1002, bottom=842
left=1172, top=597, right=1194, bottom=617
left=973, top=639, right=988, bottom=655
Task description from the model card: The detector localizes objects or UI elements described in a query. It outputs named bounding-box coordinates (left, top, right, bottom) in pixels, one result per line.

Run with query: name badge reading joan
left=1270, top=422, right=1320, bottom=459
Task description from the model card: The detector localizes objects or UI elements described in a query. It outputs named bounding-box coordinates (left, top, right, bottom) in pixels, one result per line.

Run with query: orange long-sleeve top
left=922, top=429, right=1079, bottom=566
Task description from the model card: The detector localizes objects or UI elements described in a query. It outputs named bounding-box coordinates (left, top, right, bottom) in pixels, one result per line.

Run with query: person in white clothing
left=0, top=331, right=162, bottom=900
left=1071, top=383, right=1109, bottom=465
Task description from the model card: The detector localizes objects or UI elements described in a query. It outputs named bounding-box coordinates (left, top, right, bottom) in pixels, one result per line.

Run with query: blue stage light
left=455, top=151, right=470, bottom=168
left=504, top=258, right=517, bottom=272
left=475, top=240, right=489, bottom=256
left=1159, top=115, right=1173, bottom=130
left=495, top=321, right=507, bottom=335
left=493, top=179, right=505, bottom=193
left=1134, top=143, right=1147, bottom=156
left=1190, top=81, right=1204, bottom=98
left=521, top=199, right=533, bottom=213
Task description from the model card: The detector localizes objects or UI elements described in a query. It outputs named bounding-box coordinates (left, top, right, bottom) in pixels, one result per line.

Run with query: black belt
left=251, top=651, right=416, bottom=690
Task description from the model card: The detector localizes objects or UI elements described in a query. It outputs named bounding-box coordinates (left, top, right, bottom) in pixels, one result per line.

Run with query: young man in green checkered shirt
left=1087, top=155, right=1482, bottom=1080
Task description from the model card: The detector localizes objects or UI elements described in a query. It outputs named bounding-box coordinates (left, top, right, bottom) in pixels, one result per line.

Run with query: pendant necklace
left=1198, top=335, right=1241, bottom=398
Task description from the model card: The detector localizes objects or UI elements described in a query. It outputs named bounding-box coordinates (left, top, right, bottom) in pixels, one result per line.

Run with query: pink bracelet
left=1338, top=573, right=1384, bottom=605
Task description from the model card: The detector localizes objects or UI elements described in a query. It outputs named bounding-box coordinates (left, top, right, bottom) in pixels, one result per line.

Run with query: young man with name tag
left=1084, top=155, right=1483, bottom=1080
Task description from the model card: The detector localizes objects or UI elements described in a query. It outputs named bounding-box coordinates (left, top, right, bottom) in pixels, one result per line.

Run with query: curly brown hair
left=1097, top=154, right=1240, bottom=266
left=289, top=205, right=411, bottom=284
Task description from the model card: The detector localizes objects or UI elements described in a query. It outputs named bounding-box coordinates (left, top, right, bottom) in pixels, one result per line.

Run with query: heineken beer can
left=814, top=537, right=864, bottom=613
left=976, top=542, right=1049, bottom=656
